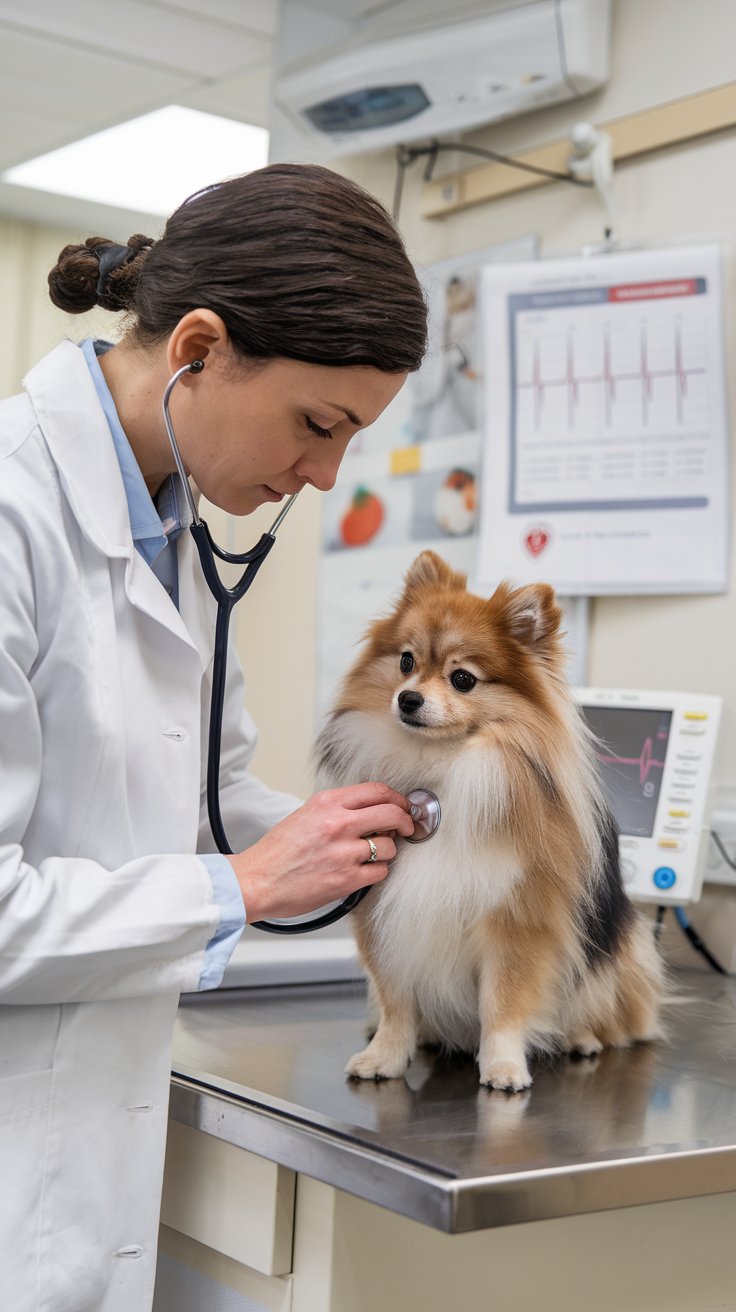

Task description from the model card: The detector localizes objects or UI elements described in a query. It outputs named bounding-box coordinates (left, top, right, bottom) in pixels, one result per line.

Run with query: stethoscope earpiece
left=189, top=359, right=205, bottom=373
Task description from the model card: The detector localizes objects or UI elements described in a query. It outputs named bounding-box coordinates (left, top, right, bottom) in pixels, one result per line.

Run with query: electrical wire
left=391, top=147, right=413, bottom=221
left=673, top=905, right=728, bottom=975
left=711, top=828, right=736, bottom=872
left=391, top=136, right=592, bottom=221
left=425, top=139, right=593, bottom=186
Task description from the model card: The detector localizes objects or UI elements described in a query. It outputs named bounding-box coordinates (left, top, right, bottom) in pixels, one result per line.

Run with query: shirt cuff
left=197, top=854, right=247, bottom=991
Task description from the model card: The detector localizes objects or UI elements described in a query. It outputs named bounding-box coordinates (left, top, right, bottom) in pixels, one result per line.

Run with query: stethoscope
left=163, top=360, right=441, bottom=935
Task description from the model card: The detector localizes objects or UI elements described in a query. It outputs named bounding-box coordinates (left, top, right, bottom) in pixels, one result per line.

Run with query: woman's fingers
left=354, top=802, right=415, bottom=839
left=327, top=782, right=412, bottom=814
left=356, top=835, right=397, bottom=867
left=308, top=785, right=415, bottom=840
left=348, top=834, right=395, bottom=889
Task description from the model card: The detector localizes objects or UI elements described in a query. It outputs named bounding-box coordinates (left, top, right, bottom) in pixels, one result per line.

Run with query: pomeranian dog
left=315, top=552, right=664, bottom=1092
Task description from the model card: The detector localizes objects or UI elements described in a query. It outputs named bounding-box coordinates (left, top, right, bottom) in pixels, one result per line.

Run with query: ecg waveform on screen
left=596, top=734, right=667, bottom=786
left=518, top=320, right=706, bottom=431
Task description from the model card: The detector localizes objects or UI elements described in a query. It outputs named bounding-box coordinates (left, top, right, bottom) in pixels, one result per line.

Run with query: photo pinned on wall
left=407, top=269, right=482, bottom=444
left=410, top=463, right=479, bottom=541
left=317, top=234, right=591, bottom=715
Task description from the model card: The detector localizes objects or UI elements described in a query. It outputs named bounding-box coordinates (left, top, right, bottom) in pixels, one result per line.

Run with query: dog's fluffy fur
left=316, top=552, right=664, bottom=1092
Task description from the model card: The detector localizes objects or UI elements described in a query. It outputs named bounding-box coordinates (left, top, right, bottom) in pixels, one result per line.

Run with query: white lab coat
left=0, top=342, right=300, bottom=1311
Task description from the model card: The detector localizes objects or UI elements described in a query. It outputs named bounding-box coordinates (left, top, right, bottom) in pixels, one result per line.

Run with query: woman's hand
left=228, top=782, right=415, bottom=924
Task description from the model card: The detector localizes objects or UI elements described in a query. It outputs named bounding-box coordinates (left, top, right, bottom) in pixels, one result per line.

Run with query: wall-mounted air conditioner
left=273, top=0, right=612, bottom=157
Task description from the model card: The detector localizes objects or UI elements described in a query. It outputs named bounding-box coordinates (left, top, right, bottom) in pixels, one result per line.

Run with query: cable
left=673, top=905, right=728, bottom=975
left=711, top=829, right=736, bottom=872
left=391, top=136, right=592, bottom=221
left=425, top=139, right=593, bottom=187
left=392, top=145, right=417, bottom=220
left=654, top=905, right=667, bottom=941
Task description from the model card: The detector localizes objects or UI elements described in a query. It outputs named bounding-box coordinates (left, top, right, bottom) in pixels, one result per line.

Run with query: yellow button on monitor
left=658, top=839, right=682, bottom=849
left=684, top=712, right=708, bottom=721
left=668, top=809, right=691, bottom=818
left=390, top=446, right=422, bottom=476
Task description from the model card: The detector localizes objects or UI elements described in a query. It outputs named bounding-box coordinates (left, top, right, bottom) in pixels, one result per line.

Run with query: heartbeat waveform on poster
left=517, top=320, right=706, bottom=431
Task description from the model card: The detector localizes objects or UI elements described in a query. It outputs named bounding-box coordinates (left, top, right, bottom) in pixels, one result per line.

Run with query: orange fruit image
left=340, top=486, right=385, bottom=547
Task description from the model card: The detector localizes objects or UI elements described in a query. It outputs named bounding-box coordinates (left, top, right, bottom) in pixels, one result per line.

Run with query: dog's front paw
left=479, top=1058, right=532, bottom=1093
left=345, top=1043, right=410, bottom=1081
left=478, top=1030, right=532, bottom=1092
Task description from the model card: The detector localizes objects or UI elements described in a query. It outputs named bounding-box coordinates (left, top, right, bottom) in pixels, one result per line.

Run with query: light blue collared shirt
left=81, top=339, right=246, bottom=990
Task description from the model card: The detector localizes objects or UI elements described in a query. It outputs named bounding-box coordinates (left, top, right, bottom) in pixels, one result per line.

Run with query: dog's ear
left=489, top=582, right=562, bottom=649
left=403, top=551, right=467, bottom=596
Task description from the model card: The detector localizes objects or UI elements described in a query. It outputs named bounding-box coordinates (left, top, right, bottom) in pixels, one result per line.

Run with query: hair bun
left=47, top=239, right=104, bottom=314
left=47, top=233, right=154, bottom=315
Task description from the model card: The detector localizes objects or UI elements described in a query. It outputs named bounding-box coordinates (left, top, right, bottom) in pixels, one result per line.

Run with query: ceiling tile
left=0, top=109, right=86, bottom=173
left=181, top=63, right=272, bottom=127
left=0, top=29, right=197, bottom=168
left=0, top=2, right=271, bottom=78
left=142, top=0, right=279, bottom=38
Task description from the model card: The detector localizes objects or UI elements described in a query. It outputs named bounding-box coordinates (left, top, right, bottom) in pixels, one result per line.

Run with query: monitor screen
left=580, top=705, right=673, bottom=838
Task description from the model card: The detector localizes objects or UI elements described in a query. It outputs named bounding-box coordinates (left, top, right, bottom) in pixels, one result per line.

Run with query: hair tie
left=95, top=243, right=137, bottom=297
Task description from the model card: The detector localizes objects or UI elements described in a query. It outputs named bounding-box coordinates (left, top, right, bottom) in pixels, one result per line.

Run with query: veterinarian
left=0, top=163, right=427, bottom=1312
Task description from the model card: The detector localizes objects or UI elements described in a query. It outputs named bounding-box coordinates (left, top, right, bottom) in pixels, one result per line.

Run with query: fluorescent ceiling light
left=2, top=106, right=270, bottom=216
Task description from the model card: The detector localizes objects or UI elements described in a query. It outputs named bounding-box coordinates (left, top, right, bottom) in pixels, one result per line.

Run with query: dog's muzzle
left=398, top=689, right=424, bottom=724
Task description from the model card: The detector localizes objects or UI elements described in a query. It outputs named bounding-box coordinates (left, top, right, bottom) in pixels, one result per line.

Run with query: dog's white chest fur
left=318, top=710, right=524, bottom=1049
left=364, top=823, right=521, bottom=1048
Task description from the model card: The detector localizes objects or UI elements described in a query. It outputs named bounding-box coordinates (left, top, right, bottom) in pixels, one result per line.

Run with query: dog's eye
left=451, top=669, right=476, bottom=692
left=400, top=652, right=414, bottom=674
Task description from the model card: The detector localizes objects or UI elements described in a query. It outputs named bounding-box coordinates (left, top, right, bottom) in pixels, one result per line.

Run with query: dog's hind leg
left=580, top=920, right=665, bottom=1050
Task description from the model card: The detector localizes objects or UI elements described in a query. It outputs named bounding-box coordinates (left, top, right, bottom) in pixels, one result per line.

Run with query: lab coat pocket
left=0, top=1065, right=53, bottom=1122
left=0, top=1069, right=53, bottom=1308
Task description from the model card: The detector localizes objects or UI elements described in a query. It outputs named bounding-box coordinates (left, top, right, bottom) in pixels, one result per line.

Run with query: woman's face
left=171, top=353, right=407, bottom=516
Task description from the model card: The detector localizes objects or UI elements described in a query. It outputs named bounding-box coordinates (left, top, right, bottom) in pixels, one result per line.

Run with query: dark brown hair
left=48, top=163, right=427, bottom=373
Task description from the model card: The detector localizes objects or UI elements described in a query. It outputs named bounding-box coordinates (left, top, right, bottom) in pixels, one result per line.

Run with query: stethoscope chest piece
left=405, top=789, right=442, bottom=842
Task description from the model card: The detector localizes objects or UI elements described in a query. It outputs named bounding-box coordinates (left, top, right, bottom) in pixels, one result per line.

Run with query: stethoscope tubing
left=163, top=361, right=371, bottom=934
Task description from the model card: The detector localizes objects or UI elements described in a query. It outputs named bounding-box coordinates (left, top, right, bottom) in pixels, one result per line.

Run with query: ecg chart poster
left=477, top=246, right=730, bottom=595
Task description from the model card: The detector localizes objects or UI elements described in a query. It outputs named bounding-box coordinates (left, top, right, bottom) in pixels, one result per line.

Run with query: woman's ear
left=166, top=309, right=230, bottom=375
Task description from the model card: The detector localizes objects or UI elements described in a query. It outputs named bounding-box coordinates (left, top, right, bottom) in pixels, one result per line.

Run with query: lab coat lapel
left=23, top=341, right=202, bottom=660
left=176, top=528, right=218, bottom=672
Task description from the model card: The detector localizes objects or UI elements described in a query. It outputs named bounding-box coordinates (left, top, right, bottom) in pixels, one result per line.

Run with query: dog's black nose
left=398, top=690, right=424, bottom=714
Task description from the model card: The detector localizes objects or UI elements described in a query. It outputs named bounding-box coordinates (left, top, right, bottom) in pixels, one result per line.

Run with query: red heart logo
left=523, top=526, right=550, bottom=557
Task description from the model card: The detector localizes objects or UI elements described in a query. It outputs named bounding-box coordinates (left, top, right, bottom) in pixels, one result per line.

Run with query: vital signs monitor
left=576, top=688, right=722, bottom=905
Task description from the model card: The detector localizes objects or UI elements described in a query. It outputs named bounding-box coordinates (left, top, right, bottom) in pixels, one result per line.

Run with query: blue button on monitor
left=653, top=866, right=677, bottom=890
